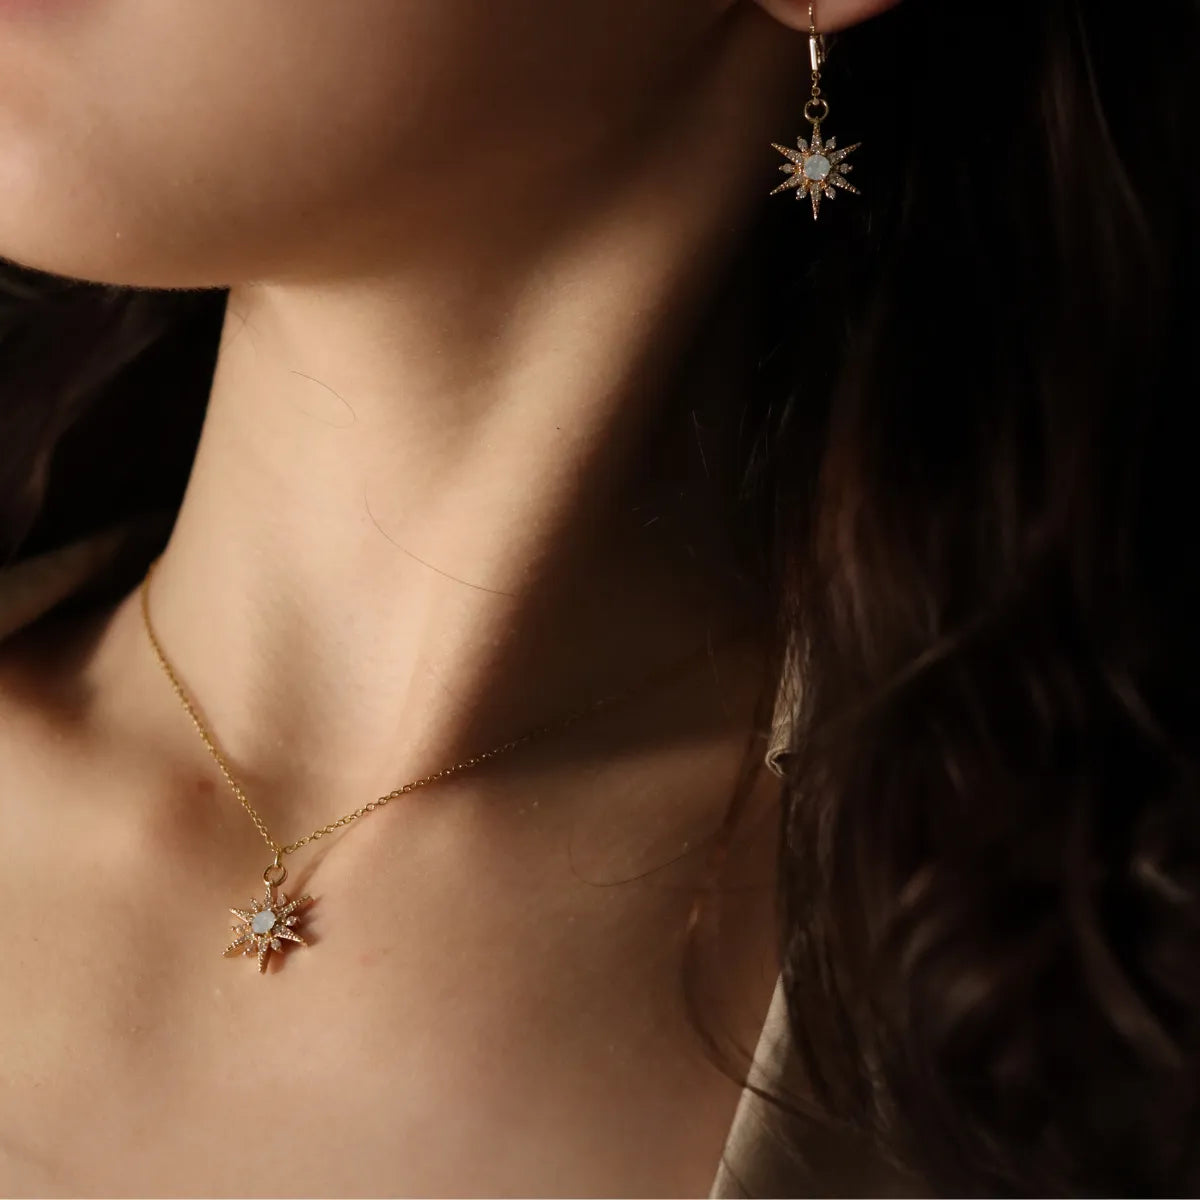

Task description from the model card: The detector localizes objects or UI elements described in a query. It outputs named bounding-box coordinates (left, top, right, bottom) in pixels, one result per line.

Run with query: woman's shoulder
left=0, top=520, right=156, bottom=783
left=0, top=522, right=143, bottom=646
left=0, top=528, right=130, bottom=801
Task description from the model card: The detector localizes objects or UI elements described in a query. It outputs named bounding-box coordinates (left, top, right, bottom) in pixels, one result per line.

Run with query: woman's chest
left=0, top=977, right=741, bottom=1197
left=0, top=760, right=779, bottom=1197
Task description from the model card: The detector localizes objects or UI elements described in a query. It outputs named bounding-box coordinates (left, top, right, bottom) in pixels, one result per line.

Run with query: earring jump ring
left=804, top=96, right=830, bottom=125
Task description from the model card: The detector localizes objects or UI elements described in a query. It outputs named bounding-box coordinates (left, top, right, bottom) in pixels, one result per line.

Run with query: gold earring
left=770, top=1, right=862, bottom=220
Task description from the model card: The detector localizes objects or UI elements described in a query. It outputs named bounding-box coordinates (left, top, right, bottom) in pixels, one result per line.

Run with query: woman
left=1, top=0, right=1197, bottom=1194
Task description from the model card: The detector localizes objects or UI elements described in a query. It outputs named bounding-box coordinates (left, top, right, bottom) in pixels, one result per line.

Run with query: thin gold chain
left=139, top=556, right=733, bottom=861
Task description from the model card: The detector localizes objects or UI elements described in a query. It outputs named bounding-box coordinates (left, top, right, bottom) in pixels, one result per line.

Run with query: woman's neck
left=102, top=15, right=794, bottom=827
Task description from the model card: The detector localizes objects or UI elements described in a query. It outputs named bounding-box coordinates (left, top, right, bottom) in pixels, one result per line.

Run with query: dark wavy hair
left=4, top=0, right=1199, bottom=1194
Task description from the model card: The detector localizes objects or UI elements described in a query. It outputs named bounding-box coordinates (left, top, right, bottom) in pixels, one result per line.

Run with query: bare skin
left=0, top=603, right=783, bottom=1197
left=0, top=0, right=895, bottom=1193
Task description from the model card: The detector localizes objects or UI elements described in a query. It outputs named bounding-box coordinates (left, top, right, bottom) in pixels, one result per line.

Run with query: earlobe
left=751, top=0, right=901, bottom=35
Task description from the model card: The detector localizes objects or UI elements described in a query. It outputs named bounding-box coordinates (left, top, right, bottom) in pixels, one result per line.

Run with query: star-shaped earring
left=770, top=125, right=862, bottom=220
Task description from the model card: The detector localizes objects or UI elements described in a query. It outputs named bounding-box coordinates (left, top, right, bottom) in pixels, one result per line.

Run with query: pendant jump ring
left=263, top=851, right=287, bottom=887
left=804, top=97, right=830, bottom=125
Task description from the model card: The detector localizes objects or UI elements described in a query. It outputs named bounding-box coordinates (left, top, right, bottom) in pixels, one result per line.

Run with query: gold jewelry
left=770, top=1, right=862, bottom=220
left=139, top=557, right=731, bottom=975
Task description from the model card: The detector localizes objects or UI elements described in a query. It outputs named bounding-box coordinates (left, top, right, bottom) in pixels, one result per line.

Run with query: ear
left=750, top=0, right=900, bottom=34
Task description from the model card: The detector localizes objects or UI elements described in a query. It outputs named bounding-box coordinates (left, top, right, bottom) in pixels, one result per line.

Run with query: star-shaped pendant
left=770, top=125, right=862, bottom=220
left=224, top=880, right=313, bottom=973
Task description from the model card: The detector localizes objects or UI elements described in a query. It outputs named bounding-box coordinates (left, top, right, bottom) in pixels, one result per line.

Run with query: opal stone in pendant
left=251, top=909, right=277, bottom=934
left=225, top=880, right=313, bottom=973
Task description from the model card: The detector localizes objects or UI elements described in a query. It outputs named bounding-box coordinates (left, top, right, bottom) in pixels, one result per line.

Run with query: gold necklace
left=139, top=556, right=730, bottom=975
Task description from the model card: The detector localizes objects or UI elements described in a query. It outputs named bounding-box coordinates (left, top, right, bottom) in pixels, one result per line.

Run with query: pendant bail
left=263, top=849, right=287, bottom=887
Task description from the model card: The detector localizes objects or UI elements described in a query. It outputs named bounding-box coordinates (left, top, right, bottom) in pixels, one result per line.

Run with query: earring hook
left=808, top=2, right=825, bottom=73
